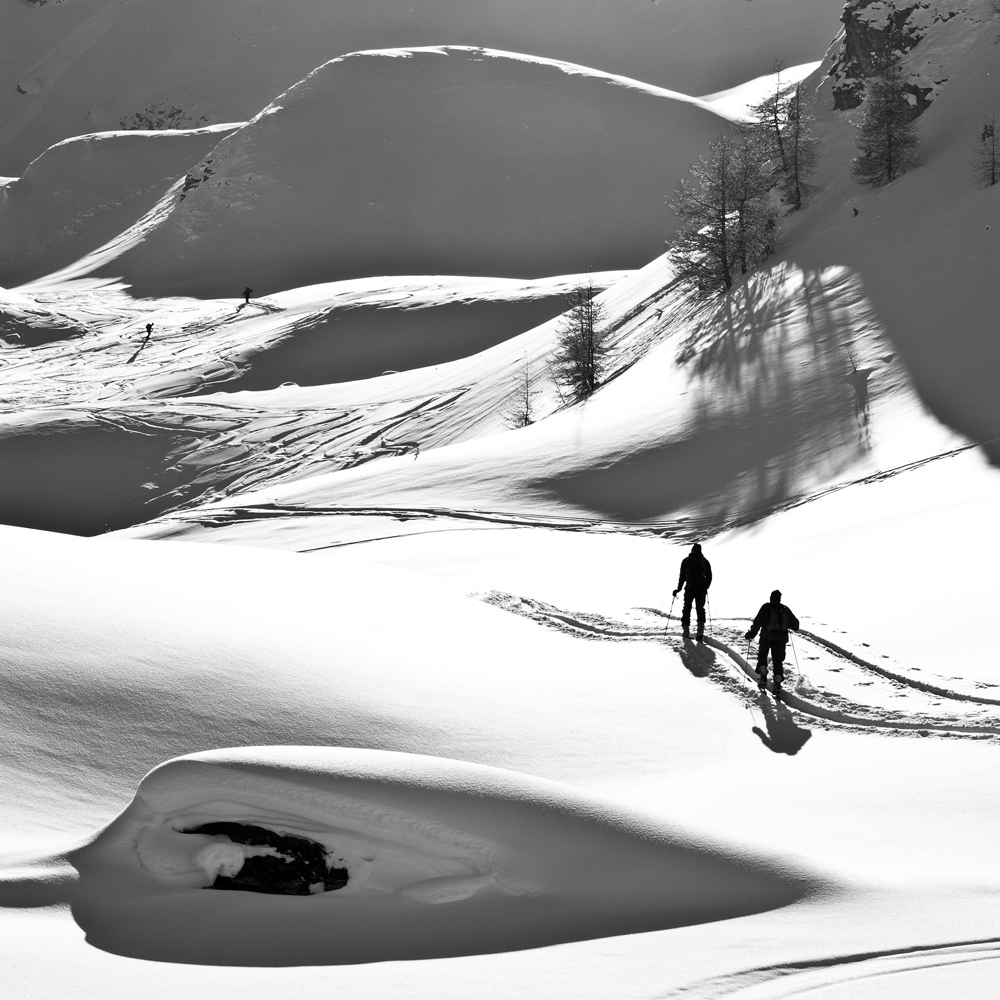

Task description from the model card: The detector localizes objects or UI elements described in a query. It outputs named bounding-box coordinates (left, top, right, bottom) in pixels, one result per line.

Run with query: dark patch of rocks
left=185, top=821, right=350, bottom=896
left=828, top=1, right=937, bottom=114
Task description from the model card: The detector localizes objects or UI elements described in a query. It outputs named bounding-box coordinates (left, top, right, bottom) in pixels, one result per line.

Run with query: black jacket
left=749, top=602, right=799, bottom=642
left=677, top=554, right=712, bottom=593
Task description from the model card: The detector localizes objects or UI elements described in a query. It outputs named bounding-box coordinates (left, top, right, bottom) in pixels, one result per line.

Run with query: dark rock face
left=827, top=1, right=941, bottom=113
left=185, top=822, right=350, bottom=896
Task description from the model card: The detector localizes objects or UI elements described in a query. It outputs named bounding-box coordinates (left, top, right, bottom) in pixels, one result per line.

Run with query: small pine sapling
left=502, top=356, right=540, bottom=428
left=974, top=110, right=999, bottom=187
left=549, top=276, right=609, bottom=403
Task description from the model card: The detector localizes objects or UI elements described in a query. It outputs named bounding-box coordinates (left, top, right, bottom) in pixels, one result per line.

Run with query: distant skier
left=672, top=542, right=712, bottom=642
left=127, top=322, right=154, bottom=364
left=745, top=589, right=800, bottom=698
left=242, top=286, right=252, bottom=306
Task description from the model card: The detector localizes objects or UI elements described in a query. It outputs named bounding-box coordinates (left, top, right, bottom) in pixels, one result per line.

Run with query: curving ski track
left=478, top=592, right=1000, bottom=740
left=656, top=937, right=1000, bottom=998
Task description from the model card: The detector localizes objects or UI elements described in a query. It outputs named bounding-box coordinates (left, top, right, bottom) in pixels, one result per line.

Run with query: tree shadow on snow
left=532, top=266, right=883, bottom=532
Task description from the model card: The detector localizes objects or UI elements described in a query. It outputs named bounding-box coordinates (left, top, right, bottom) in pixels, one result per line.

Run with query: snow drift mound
left=76, top=46, right=731, bottom=297
left=0, top=124, right=241, bottom=286
left=69, top=747, right=816, bottom=965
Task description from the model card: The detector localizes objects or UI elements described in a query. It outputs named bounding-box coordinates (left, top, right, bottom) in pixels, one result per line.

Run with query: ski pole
left=790, top=631, right=802, bottom=677
left=667, top=591, right=677, bottom=624
left=743, top=634, right=761, bottom=725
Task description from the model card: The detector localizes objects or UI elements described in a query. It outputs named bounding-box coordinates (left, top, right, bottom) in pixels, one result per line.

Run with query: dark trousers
left=757, top=636, right=786, bottom=682
left=682, top=589, right=706, bottom=633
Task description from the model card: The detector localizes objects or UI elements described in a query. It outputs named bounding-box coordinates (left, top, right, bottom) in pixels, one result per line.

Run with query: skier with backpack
left=672, top=543, right=712, bottom=642
left=745, top=590, right=800, bottom=698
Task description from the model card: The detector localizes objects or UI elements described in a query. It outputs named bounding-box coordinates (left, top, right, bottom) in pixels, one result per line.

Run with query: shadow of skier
left=678, top=636, right=714, bottom=678
left=752, top=693, right=812, bottom=755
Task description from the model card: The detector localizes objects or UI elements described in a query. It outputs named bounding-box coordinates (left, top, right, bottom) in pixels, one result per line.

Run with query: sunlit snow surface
left=3, top=4, right=1000, bottom=998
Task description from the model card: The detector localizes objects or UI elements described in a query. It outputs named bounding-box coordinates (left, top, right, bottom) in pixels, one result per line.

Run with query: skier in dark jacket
left=672, top=542, right=712, bottom=642
left=745, top=589, right=800, bottom=696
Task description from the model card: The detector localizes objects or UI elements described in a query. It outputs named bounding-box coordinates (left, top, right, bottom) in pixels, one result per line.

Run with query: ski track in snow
left=477, top=592, right=1000, bottom=741
left=122, top=437, right=980, bottom=545
left=656, top=936, right=1000, bottom=999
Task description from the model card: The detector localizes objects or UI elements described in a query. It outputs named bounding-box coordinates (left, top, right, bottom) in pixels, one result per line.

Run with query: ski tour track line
left=477, top=593, right=1000, bottom=741
left=656, top=936, right=1000, bottom=999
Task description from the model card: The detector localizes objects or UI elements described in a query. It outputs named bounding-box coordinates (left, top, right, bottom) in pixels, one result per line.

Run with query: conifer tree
left=746, top=65, right=791, bottom=178
left=668, top=135, right=776, bottom=296
left=974, top=110, right=999, bottom=187
left=746, top=70, right=816, bottom=210
left=781, top=82, right=818, bottom=210
left=852, top=42, right=919, bottom=186
left=550, top=276, right=608, bottom=403
left=729, top=136, right=776, bottom=274
left=502, top=356, right=539, bottom=428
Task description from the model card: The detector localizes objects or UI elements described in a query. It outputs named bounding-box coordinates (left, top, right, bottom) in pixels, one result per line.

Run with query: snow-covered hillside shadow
left=208, top=295, right=570, bottom=392
left=68, top=748, right=816, bottom=966
left=0, top=125, right=241, bottom=286
left=0, top=421, right=187, bottom=534
left=536, top=265, right=896, bottom=531
left=66, top=47, right=729, bottom=296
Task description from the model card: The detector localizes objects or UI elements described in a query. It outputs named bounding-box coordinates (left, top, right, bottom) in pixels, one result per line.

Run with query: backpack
left=766, top=604, right=785, bottom=639
left=686, top=555, right=708, bottom=589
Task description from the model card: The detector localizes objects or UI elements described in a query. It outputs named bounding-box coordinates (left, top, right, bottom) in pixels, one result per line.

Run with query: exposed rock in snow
left=825, top=0, right=987, bottom=111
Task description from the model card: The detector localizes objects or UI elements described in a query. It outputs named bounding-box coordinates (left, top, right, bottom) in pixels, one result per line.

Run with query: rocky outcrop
left=825, top=1, right=974, bottom=114
left=185, top=822, right=350, bottom=896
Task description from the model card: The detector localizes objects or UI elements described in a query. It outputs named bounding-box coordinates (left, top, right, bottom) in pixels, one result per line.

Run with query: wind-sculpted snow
left=111, top=259, right=963, bottom=548
left=69, top=747, right=816, bottom=965
left=0, top=271, right=627, bottom=409
left=0, top=269, right=632, bottom=532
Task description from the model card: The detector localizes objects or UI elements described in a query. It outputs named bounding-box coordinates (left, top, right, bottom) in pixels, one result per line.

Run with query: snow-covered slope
left=3, top=4, right=1000, bottom=999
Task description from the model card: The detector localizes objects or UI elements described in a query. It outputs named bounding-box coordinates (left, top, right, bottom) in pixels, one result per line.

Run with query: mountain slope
left=0, top=0, right=846, bottom=174
left=0, top=123, right=241, bottom=284
left=62, top=46, right=736, bottom=295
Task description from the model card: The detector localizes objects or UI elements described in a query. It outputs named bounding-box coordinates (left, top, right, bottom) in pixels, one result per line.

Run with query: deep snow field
left=2, top=1, right=1000, bottom=998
